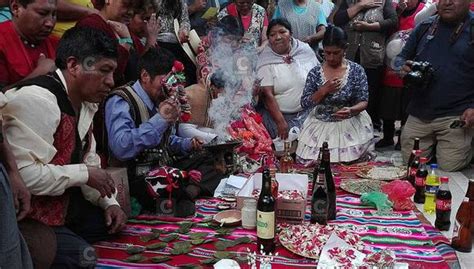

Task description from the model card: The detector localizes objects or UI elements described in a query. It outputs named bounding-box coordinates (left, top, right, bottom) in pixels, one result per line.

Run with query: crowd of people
left=0, top=0, right=473, bottom=268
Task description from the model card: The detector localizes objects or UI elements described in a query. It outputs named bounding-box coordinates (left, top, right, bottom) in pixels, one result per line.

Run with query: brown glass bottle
left=321, top=146, right=336, bottom=220
left=407, top=138, right=420, bottom=168
left=451, top=197, right=472, bottom=252
left=257, top=168, right=276, bottom=254
left=280, top=141, right=294, bottom=173
left=466, top=178, right=474, bottom=234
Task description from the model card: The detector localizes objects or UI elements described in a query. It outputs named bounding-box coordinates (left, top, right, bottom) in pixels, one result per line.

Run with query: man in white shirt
left=0, top=27, right=127, bottom=268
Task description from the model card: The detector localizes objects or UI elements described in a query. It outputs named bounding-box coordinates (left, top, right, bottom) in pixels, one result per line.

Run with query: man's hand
left=104, top=205, right=127, bottom=234
left=86, top=167, right=116, bottom=198
left=33, top=54, right=56, bottom=75
left=8, top=171, right=31, bottom=221
left=400, top=60, right=414, bottom=78
left=461, top=108, right=474, bottom=128
left=191, top=137, right=204, bottom=151
left=158, top=98, right=180, bottom=122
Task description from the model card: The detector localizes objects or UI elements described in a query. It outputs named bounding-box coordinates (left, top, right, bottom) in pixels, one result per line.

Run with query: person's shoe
left=375, top=139, right=394, bottom=148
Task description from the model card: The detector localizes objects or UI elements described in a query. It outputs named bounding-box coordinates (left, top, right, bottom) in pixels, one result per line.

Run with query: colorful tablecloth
left=95, top=162, right=459, bottom=268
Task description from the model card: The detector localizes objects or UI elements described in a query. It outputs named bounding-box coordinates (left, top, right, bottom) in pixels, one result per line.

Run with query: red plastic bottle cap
left=420, top=157, right=428, bottom=163
left=440, top=177, right=449, bottom=183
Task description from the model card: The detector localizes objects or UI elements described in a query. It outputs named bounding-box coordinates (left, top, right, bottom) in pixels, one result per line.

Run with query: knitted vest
left=13, top=73, right=86, bottom=226
left=278, top=0, right=322, bottom=40
left=344, top=0, right=387, bottom=69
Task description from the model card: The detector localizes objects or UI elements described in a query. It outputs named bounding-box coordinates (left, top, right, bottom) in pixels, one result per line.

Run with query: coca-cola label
left=436, top=199, right=451, bottom=211
left=415, top=176, right=426, bottom=187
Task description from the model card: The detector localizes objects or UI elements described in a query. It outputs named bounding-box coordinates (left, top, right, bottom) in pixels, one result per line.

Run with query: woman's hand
left=332, top=107, right=353, bottom=120
left=178, top=29, right=189, bottom=43
left=357, top=0, right=383, bottom=10
left=321, top=78, right=343, bottom=95
left=146, top=13, right=160, bottom=44
left=352, top=20, right=373, bottom=32
left=276, top=120, right=289, bottom=140
left=107, top=20, right=131, bottom=38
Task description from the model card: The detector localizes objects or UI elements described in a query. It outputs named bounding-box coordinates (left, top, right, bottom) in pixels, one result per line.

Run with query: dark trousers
left=51, top=188, right=114, bottom=268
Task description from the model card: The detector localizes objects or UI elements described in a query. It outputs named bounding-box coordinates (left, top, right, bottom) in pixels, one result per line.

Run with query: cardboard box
left=106, top=167, right=131, bottom=217
left=236, top=173, right=308, bottom=222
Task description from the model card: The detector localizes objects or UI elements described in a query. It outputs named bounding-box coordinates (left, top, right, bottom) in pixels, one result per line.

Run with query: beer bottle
left=407, top=137, right=420, bottom=168
left=466, top=179, right=474, bottom=234
left=435, top=177, right=452, bottom=231
left=311, top=143, right=327, bottom=196
left=322, top=147, right=336, bottom=220
left=257, top=168, right=276, bottom=254
left=414, top=157, right=428, bottom=204
left=280, top=141, right=294, bottom=173
left=311, top=168, right=328, bottom=225
left=451, top=197, right=472, bottom=252
left=407, top=150, right=421, bottom=186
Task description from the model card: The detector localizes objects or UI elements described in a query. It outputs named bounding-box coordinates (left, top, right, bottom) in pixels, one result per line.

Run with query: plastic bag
left=381, top=179, right=416, bottom=211
left=360, top=192, right=393, bottom=212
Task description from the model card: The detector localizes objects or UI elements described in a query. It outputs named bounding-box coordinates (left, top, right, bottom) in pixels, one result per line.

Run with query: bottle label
left=425, top=185, right=439, bottom=195
left=257, top=211, right=275, bottom=239
left=415, top=176, right=426, bottom=187
left=436, top=199, right=451, bottom=211
left=312, top=199, right=328, bottom=217
left=409, top=168, right=417, bottom=177
left=452, top=220, right=460, bottom=238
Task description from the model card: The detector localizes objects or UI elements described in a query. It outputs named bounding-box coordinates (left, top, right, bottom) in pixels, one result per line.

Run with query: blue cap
left=430, top=164, right=438, bottom=169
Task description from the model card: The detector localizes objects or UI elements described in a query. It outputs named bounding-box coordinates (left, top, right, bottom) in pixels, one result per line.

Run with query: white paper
left=227, top=175, right=247, bottom=189
left=317, top=233, right=366, bottom=269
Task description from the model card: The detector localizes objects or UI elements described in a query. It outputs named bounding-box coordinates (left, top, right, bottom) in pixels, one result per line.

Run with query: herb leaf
left=161, top=233, right=179, bottom=242
left=150, top=255, right=171, bottom=263
left=146, top=242, right=167, bottom=250
left=123, top=254, right=145, bottom=263
left=125, top=246, right=145, bottom=254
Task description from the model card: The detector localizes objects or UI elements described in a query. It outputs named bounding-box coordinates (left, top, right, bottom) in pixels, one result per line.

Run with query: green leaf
left=214, top=251, right=232, bottom=259
left=150, top=228, right=163, bottom=234
left=235, top=255, right=249, bottom=263
left=189, top=232, right=209, bottom=240
left=125, top=246, right=145, bottom=255
left=161, top=234, right=179, bottom=242
left=123, top=254, right=145, bottom=263
left=150, top=255, right=172, bottom=263
left=146, top=242, right=167, bottom=250
left=214, top=240, right=231, bottom=251
left=215, top=228, right=234, bottom=237
left=173, top=241, right=192, bottom=250
left=179, top=221, right=194, bottom=230
left=235, top=236, right=253, bottom=244
left=140, top=233, right=161, bottom=242
left=201, top=258, right=219, bottom=265
left=178, top=264, right=202, bottom=269
left=191, top=238, right=205, bottom=245
left=177, top=227, right=191, bottom=234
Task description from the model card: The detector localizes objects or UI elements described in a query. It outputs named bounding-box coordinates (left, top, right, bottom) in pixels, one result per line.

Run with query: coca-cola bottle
left=407, top=137, right=420, bottom=168
left=451, top=197, right=472, bottom=252
left=257, top=168, right=276, bottom=254
left=322, top=147, right=336, bottom=220
left=311, top=169, right=328, bottom=225
left=407, top=150, right=421, bottom=186
left=435, top=177, right=452, bottom=231
left=414, top=157, right=428, bottom=204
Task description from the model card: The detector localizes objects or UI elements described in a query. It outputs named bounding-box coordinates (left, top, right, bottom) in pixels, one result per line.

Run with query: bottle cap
left=420, top=157, right=428, bottom=163
left=440, top=176, right=449, bottom=183
left=430, top=163, right=438, bottom=169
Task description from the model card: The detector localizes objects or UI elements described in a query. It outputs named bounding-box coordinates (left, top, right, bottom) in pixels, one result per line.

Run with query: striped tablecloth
left=95, top=163, right=459, bottom=268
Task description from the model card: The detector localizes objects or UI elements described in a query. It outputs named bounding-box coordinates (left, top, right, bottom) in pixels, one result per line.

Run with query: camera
left=403, top=61, right=434, bottom=90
